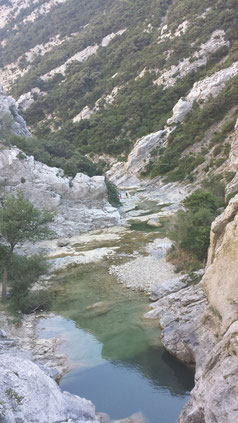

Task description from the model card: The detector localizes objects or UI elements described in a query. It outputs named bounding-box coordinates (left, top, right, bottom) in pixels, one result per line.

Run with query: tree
left=0, top=191, right=54, bottom=302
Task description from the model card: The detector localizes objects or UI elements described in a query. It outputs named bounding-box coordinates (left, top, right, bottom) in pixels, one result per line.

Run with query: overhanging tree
left=0, top=191, right=53, bottom=302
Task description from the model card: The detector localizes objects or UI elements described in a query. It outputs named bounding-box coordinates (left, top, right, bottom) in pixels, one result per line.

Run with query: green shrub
left=225, top=171, right=236, bottom=182
left=226, top=189, right=238, bottom=204
left=168, top=189, right=224, bottom=268
left=105, top=178, right=121, bottom=207
left=7, top=254, right=51, bottom=315
left=201, top=175, right=225, bottom=202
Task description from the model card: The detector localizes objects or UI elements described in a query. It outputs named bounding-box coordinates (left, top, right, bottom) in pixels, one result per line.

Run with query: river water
left=37, top=199, right=194, bottom=423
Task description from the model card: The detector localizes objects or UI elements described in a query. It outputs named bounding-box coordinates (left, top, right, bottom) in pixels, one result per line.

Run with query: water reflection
left=38, top=262, right=193, bottom=422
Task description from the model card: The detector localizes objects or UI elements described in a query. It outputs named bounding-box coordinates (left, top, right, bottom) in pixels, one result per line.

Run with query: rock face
left=0, top=146, right=120, bottom=236
left=167, top=62, right=238, bottom=125
left=154, top=30, right=229, bottom=88
left=17, top=87, right=42, bottom=112
left=0, top=84, right=31, bottom=137
left=202, top=195, right=238, bottom=334
left=107, top=129, right=167, bottom=187
left=0, top=354, right=98, bottom=423
left=41, top=30, right=126, bottom=81
left=226, top=118, right=238, bottom=194
left=146, top=195, right=238, bottom=422
left=108, top=60, right=238, bottom=188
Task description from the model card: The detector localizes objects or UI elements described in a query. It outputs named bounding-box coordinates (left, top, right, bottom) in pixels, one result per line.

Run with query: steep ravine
left=0, top=72, right=238, bottom=423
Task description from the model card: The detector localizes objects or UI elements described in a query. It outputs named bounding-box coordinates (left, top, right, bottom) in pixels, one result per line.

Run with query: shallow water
left=38, top=262, right=194, bottom=423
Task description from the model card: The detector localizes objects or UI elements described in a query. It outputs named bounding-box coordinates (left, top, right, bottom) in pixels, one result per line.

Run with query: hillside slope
left=0, top=0, right=238, bottom=184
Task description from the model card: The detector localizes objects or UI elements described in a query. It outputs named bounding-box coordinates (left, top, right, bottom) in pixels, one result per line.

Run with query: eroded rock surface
left=0, top=146, right=120, bottom=236
left=0, top=354, right=98, bottom=423
left=146, top=195, right=238, bottom=422
left=0, top=84, right=30, bottom=136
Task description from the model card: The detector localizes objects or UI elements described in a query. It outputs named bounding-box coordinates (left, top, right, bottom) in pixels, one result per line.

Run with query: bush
left=226, top=189, right=238, bottom=205
left=201, top=175, right=225, bottom=202
left=7, top=254, right=52, bottom=315
left=105, top=178, right=121, bottom=207
left=168, top=189, right=224, bottom=269
left=183, top=190, right=219, bottom=213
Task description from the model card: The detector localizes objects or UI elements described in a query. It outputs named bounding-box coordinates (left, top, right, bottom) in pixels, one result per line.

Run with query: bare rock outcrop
left=0, top=84, right=30, bottom=137
left=0, top=146, right=120, bottom=236
left=107, top=129, right=167, bottom=187
left=0, top=353, right=98, bottom=423
left=167, top=62, right=238, bottom=125
left=226, top=118, right=238, bottom=194
left=146, top=195, right=238, bottom=422
left=202, top=194, right=238, bottom=334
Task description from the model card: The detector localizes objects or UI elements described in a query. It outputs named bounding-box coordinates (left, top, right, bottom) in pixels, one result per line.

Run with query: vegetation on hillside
left=0, top=0, right=237, bottom=180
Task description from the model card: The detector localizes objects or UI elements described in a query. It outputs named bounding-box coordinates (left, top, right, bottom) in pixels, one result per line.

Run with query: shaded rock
left=57, top=239, right=70, bottom=247
left=17, top=87, right=41, bottom=111
left=0, top=84, right=30, bottom=137
left=0, top=354, right=98, bottom=423
left=203, top=193, right=238, bottom=334
left=0, top=329, right=7, bottom=338
left=145, top=284, right=209, bottom=365
left=150, top=276, right=187, bottom=301
left=107, top=129, right=167, bottom=187
left=168, top=61, right=238, bottom=125
left=167, top=99, right=191, bottom=125
left=146, top=193, right=238, bottom=422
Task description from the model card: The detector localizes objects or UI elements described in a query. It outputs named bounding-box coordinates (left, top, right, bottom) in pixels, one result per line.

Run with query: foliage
left=168, top=189, right=224, bottom=269
left=1, top=0, right=237, bottom=166
left=1, top=0, right=238, bottom=181
left=0, top=191, right=53, bottom=250
left=5, top=133, right=103, bottom=178
left=0, top=191, right=53, bottom=302
left=166, top=245, right=202, bottom=273
left=226, top=189, right=238, bottom=205
left=7, top=254, right=51, bottom=315
left=201, top=174, right=225, bottom=201
left=105, top=178, right=121, bottom=207
left=148, top=75, right=238, bottom=180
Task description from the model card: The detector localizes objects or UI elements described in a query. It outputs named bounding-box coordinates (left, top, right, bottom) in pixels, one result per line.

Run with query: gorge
left=1, top=0, right=238, bottom=422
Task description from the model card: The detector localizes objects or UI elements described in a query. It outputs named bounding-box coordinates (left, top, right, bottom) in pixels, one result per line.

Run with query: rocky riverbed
left=2, top=187, right=238, bottom=423
left=1, top=191, right=187, bottom=423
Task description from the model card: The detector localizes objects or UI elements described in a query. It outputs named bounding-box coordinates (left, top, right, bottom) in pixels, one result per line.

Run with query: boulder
left=0, top=354, right=98, bottom=423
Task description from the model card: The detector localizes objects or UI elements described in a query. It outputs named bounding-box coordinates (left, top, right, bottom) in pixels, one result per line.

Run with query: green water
left=129, top=217, right=170, bottom=233
left=37, top=198, right=193, bottom=422
left=38, top=263, right=193, bottom=423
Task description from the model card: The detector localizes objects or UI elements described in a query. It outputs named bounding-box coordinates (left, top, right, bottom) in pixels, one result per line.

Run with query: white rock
left=41, top=29, right=126, bottom=81
left=17, top=88, right=41, bottom=111
left=155, top=30, right=229, bottom=87
left=167, top=99, right=191, bottom=124
left=107, top=129, right=167, bottom=187
left=0, top=147, right=121, bottom=236
left=0, top=85, right=30, bottom=136
left=168, top=61, right=238, bottom=124
left=0, top=354, right=98, bottom=423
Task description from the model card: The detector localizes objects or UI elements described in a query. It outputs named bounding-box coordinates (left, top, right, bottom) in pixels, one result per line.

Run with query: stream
left=37, top=197, right=194, bottom=423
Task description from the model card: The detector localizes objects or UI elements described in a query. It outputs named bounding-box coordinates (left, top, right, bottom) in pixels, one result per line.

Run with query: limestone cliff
left=146, top=194, right=238, bottom=422
left=0, top=146, right=120, bottom=237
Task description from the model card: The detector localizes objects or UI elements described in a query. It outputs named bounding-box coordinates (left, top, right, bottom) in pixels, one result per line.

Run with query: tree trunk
left=1, top=266, right=7, bottom=302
